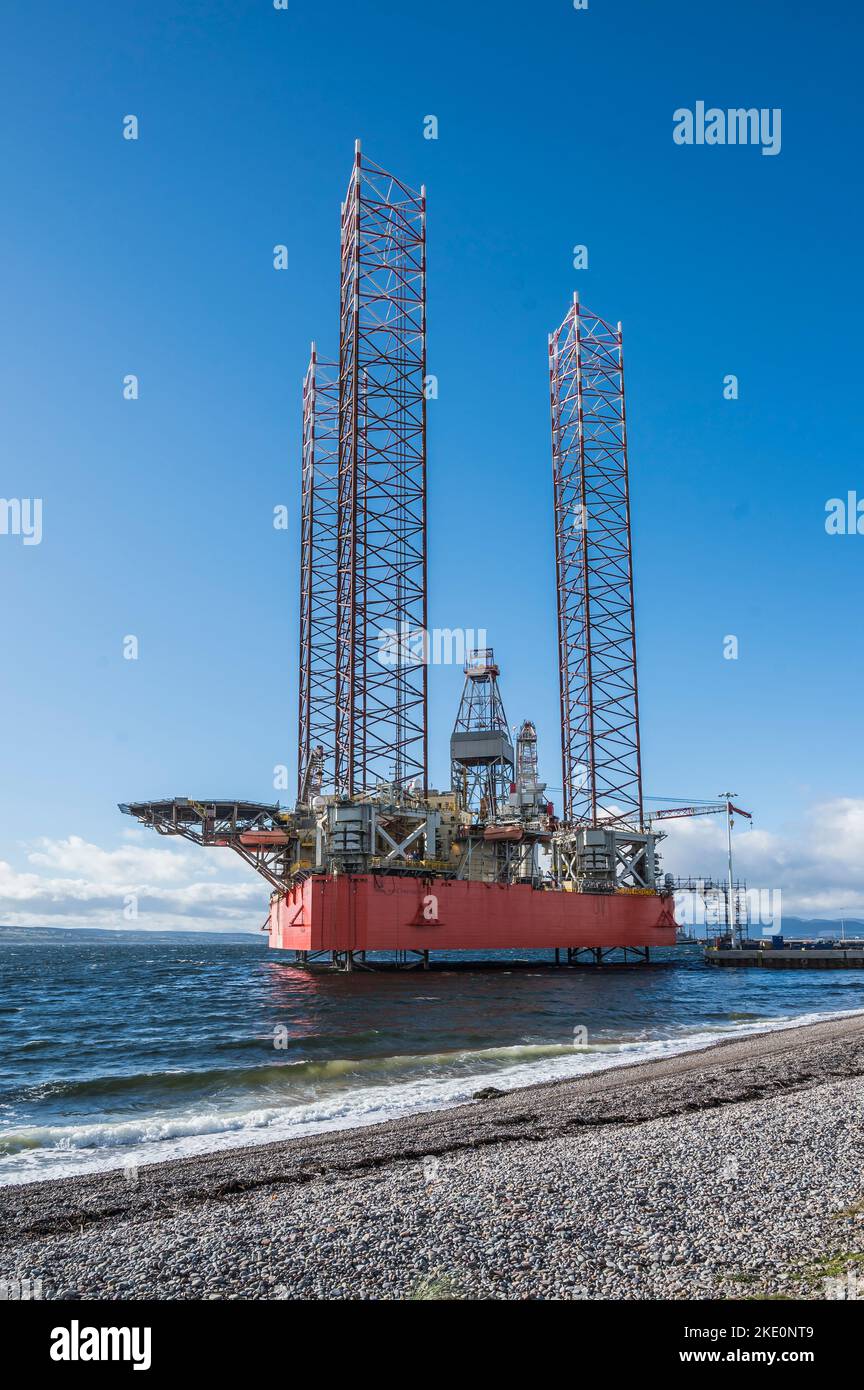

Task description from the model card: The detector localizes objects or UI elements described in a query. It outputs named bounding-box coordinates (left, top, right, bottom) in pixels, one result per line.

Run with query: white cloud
left=659, top=797, right=864, bottom=921
left=0, top=832, right=266, bottom=933
left=26, top=835, right=214, bottom=884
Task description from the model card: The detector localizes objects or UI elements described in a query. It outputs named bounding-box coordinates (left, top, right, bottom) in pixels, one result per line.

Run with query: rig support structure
left=335, top=141, right=429, bottom=798
left=549, top=293, right=643, bottom=832
left=297, top=346, right=339, bottom=801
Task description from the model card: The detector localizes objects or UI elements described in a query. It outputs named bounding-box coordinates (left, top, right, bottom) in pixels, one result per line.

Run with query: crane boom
left=649, top=800, right=751, bottom=824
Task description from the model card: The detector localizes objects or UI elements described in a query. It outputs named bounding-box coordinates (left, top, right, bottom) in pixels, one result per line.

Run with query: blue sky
left=1, top=0, right=863, bottom=925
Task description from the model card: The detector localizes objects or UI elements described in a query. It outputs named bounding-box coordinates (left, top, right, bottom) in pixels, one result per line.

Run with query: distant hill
left=776, top=917, right=864, bottom=939
left=686, top=918, right=864, bottom=941
left=3, top=918, right=862, bottom=948
left=0, top=924, right=264, bottom=946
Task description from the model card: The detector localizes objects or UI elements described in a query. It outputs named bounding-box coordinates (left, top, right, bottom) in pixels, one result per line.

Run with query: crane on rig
left=648, top=795, right=752, bottom=943
left=648, top=798, right=752, bottom=827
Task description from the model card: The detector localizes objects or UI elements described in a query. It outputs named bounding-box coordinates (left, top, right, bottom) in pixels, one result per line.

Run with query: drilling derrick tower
left=447, top=656, right=554, bottom=887
left=450, top=649, right=514, bottom=821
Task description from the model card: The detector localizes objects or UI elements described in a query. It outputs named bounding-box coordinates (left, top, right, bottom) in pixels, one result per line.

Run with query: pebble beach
left=2, top=1013, right=862, bottom=1301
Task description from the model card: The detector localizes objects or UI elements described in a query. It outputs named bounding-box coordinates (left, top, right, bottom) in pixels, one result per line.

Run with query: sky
left=1, top=0, right=863, bottom=929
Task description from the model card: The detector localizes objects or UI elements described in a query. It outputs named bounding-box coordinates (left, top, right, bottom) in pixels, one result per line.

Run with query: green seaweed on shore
left=408, top=1273, right=465, bottom=1301
left=750, top=1249, right=864, bottom=1301
left=726, top=1247, right=864, bottom=1302
left=806, top=1250, right=864, bottom=1280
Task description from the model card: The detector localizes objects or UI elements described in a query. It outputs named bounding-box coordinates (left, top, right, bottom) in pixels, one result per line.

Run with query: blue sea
left=1, top=927, right=862, bottom=1186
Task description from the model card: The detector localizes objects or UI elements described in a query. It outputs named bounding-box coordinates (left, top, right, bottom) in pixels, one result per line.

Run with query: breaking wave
left=2, top=1008, right=860, bottom=1184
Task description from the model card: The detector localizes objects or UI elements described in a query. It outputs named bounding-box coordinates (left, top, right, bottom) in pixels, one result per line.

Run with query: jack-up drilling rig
left=121, top=144, right=679, bottom=967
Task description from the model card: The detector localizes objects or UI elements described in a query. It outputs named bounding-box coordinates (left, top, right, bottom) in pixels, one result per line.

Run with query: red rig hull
left=268, top=875, right=678, bottom=954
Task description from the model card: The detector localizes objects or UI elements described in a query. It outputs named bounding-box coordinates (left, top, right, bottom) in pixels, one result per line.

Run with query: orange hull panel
left=268, top=875, right=677, bottom=952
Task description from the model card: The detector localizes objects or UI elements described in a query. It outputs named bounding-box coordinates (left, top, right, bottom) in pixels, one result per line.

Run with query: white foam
left=2, top=1007, right=860, bottom=1185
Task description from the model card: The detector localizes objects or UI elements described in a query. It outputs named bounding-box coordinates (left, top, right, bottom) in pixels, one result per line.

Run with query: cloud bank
left=659, top=797, right=864, bottom=921
left=0, top=832, right=266, bottom=933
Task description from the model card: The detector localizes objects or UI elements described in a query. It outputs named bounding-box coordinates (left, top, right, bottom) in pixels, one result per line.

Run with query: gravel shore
left=2, top=1014, right=863, bottom=1300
